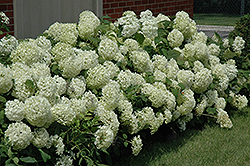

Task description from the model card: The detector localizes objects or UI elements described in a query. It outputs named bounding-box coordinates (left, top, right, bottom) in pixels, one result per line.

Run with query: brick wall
left=0, top=0, right=14, bottom=38
left=103, top=0, right=194, bottom=21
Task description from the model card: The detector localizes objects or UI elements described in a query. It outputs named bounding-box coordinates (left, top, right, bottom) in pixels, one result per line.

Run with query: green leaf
left=25, top=79, right=36, bottom=89
left=171, top=89, right=179, bottom=99
left=167, top=50, right=180, bottom=60
left=0, top=31, right=3, bottom=35
left=161, top=48, right=168, bottom=56
left=19, top=157, right=37, bottom=163
left=39, top=149, right=51, bottom=162
left=223, top=48, right=236, bottom=59
left=0, top=96, right=6, bottom=103
left=166, top=77, right=172, bottom=84
left=123, top=134, right=128, bottom=139
left=154, top=36, right=161, bottom=45
left=206, top=107, right=217, bottom=115
left=13, top=157, right=19, bottom=165
left=87, top=36, right=100, bottom=47
left=124, top=142, right=129, bottom=147
left=158, top=28, right=167, bottom=37
left=178, top=83, right=185, bottom=90
left=134, top=32, right=145, bottom=45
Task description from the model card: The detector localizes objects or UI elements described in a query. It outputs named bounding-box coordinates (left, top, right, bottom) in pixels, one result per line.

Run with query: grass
left=193, top=13, right=241, bottom=26
left=114, top=107, right=250, bottom=166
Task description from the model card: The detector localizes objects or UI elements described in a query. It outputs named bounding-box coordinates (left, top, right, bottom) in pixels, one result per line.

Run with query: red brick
left=0, top=0, right=13, bottom=3
left=106, top=0, right=114, bottom=2
left=111, top=3, right=119, bottom=8
left=0, top=5, right=7, bottom=11
left=7, top=4, right=13, bottom=10
left=141, top=0, right=149, bottom=4
left=135, top=1, right=142, bottom=5
left=127, top=1, right=134, bottom=6
left=119, top=2, right=126, bottom=7
left=131, top=6, right=138, bottom=11
left=149, top=0, right=155, bottom=3
left=103, top=3, right=110, bottom=9
left=115, top=7, right=123, bottom=13
left=106, top=8, right=114, bottom=14
left=156, top=0, right=162, bottom=3
left=137, top=5, right=146, bottom=10
left=110, top=13, right=119, bottom=19
left=4, top=11, right=13, bottom=17
left=122, top=7, right=131, bottom=12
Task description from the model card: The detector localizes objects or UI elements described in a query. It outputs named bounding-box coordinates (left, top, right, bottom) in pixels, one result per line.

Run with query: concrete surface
left=196, top=25, right=234, bottom=39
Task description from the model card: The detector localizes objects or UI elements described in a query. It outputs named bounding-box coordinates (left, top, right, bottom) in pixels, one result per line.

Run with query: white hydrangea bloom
left=5, top=122, right=33, bottom=151
left=131, top=135, right=143, bottom=156
left=232, top=36, right=245, bottom=54
left=76, top=49, right=99, bottom=70
left=193, top=60, right=204, bottom=74
left=0, top=63, right=13, bottom=94
left=225, top=59, right=237, bottom=81
left=150, top=112, right=164, bottom=134
left=192, top=68, right=213, bottom=93
left=101, top=80, right=120, bottom=111
left=51, top=97, right=76, bottom=125
left=24, top=96, right=53, bottom=127
left=32, top=128, right=52, bottom=149
left=0, top=11, right=10, bottom=24
left=154, top=69, right=167, bottom=83
left=10, top=41, right=52, bottom=66
left=12, top=76, right=35, bottom=101
left=98, top=37, right=119, bottom=61
left=156, top=13, right=171, bottom=28
left=152, top=54, right=168, bottom=74
left=167, top=58, right=180, bottom=80
left=37, top=76, right=57, bottom=98
left=53, top=75, right=67, bottom=96
left=173, top=11, right=197, bottom=39
left=195, top=96, right=207, bottom=115
left=31, top=62, right=51, bottom=82
left=183, top=43, right=196, bottom=61
left=82, top=91, right=98, bottom=112
left=94, top=125, right=115, bottom=150
left=70, top=98, right=87, bottom=120
left=141, top=20, right=158, bottom=39
left=117, top=70, right=133, bottom=89
left=51, top=134, right=65, bottom=155
left=193, top=42, right=210, bottom=64
left=103, top=61, right=120, bottom=79
left=135, top=107, right=155, bottom=131
left=223, top=38, right=230, bottom=48
left=167, top=29, right=184, bottom=48
left=192, top=31, right=207, bottom=44
left=129, top=50, right=153, bottom=73
left=209, top=55, right=220, bottom=67
left=117, top=11, right=140, bottom=37
left=139, top=9, right=154, bottom=22
left=206, top=90, right=218, bottom=106
left=164, top=108, right=172, bottom=124
left=132, top=72, right=146, bottom=86
left=67, top=77, right=86, bottom=99
left=209, top=43, right=220, bottom=56
left=215, top=97, right=226, bottom=110
left=78, top=10, right=100, bottom=39
left=177, top=70, right=194, bottom=88
left=95, top=103, right=120, bottom=134
left=34, top=36, right=52, bottom=51
left=55, top=155, right=73, bottom=166
left=229, top=91, right=248, bottom=110
left=86, top=64, right=111, bottom=89
left=51, top=42, right=76, bottom=62
left=211, top=64, right=229, bottom=92
left=5, top=99, right=25, bottom=122
left=0, top=35, right=18, bottom=55
left=176, top=89, right=196, bottom=115
left=58, top=56, right=83, bottom=79
left=123, top=39, right=140, bottom=52
left=177, top=119, right=186, bottom=131
left=216, top=109, right=233, bottom=128
left=11, top=62, right=32, bottom=80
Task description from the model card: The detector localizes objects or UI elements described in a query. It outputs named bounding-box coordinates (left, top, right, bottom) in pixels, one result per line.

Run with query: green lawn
left=193, top=13, right=241, bottom=26
left=114, top=107, right=250, bottom=166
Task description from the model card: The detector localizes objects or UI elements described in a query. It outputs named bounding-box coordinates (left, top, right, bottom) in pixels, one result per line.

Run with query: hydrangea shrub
left=0, top=10, right=249, bottom=165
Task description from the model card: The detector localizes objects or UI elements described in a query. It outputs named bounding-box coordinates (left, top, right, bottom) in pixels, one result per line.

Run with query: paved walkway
left=196, top=25, right=234, bottom=39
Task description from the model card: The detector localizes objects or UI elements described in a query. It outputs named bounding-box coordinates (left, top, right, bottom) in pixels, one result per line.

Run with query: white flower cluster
left=229, top=91, right=248, bottom=110
left=140, top=10, right=158, bottom=39
left=32, top=128, right=52, bottom=149
left=232, top=36, right=245, bottom=54
left=98, top=37, right=119, bottom=61
left=46, top=22, right=78, bottom=45
left=4, top=122, right=33, bottom=151
left=0, top=35, right=18, bottom=56
left=129, top=50, right=153, bottom=73
left=78, top=10, right=100, bottom=39
left=131, top=135, right=143, bottom=156
left=167, top=29, right=184, bottom=48
left=216, top=109, right=233, bottom=128
left=0, top=63, right=13, bottom=94
left=0, top=11, right=10, bottom=24
left=55, top=155, right=73, bottom=166
left=116, top=11, right=140, bottom=37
